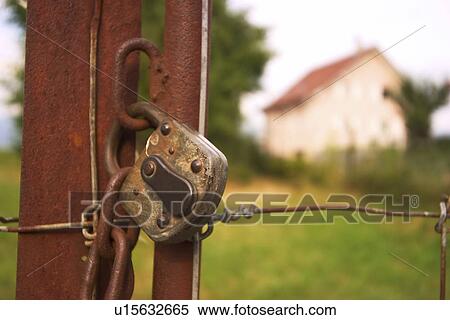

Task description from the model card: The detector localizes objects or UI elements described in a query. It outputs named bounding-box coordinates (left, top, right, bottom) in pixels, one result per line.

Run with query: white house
left=263, top=48, right=407, bottom=158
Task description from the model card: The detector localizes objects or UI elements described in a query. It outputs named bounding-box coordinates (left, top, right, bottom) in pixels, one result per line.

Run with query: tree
left=141, top=0, right=271, bottom=173
left=5, top=0, right=25, bottom=25
left=387, top=77, right=449, bottom=146
left=3, top=0, right=25, bottom=148
left=5, top=0, right=271, bottom=176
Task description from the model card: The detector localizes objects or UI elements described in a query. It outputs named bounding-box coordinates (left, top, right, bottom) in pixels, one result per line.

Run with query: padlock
left=119, top=102, right=228, bottom=243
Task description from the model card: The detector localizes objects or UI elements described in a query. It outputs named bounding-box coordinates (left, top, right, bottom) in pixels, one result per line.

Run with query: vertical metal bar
left=198, top=0, right=211, bottom=137
left=440, top=225, right=447, bottom=300
left=438, top=199, right=447, bottom=300
left=192, top=0, right=211, bottom=300
left=16, top=0, right=140, bottom=299
left=151, top=0, right=211, bottom=300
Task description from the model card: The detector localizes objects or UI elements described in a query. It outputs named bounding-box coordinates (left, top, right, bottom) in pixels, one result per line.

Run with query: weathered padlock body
left=120, top=116, right=227, bottom=243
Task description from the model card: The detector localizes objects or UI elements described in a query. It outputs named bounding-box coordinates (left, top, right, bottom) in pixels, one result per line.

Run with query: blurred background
left=1, top=0, right=450, bottom=299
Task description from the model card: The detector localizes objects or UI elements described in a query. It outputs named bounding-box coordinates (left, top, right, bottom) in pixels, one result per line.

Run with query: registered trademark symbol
left=410, top=195, right=420, bottom=209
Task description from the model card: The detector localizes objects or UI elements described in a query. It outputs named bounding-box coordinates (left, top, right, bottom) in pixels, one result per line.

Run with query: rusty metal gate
left=0, top=0, right=448, bottom=300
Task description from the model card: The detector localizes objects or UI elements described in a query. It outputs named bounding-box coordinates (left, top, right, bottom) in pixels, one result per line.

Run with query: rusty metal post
left=16, top=0, right=140, bottom=299
left=150, top=0, right=211, bottom=299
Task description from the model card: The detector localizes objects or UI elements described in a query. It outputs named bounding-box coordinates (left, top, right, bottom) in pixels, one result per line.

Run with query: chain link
left=80, top=37, right=167, bottom=300
left=80, top=168, right=140, bottom=299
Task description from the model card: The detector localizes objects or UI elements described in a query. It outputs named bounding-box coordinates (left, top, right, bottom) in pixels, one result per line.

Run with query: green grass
left=0, top=151, right=20, bottom=299
left=0, top=151, right=445, bottom=299
left=200, top=179, right=442, bottom=299
left=201, top=219, right=440, bottom=299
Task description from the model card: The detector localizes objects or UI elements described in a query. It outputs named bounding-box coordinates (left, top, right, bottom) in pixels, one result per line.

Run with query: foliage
left=4, top=0, right=25, bottom=26
left=2, top=1, right=449, bottom=300
left=387, top=77, right=449, bottom=146
left=5, top=0, right=272, bottom=177
left=2, top=68, right=24, bottom=149
left=254, top=140, right=450, bottom=208
left=2, top=1, right=25, bottom=149
left=347, top=141, right=450, bottom=203
left=141, top=0, right=271, bottom=178
left=0, top=150, right=445, bottom=299
left=287, top=141, right=450, bottom=208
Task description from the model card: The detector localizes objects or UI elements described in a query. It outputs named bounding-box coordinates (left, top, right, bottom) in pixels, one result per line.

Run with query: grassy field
left=0, top=152, right=20, bottom=299
left=0, top=151, right=445, bottom=299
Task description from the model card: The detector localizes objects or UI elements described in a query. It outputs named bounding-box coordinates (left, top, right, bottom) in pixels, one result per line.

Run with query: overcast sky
left=0, top=0, right=449, bottom=148
left=228, top=0, right=450, bottom=138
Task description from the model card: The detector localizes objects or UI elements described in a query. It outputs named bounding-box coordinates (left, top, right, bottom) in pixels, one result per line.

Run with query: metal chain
left=79, top=2, right=158, bottom=300
left=113, top=38, right=162, bottom=131
left=79, top=28, right=169, bottom=299
left=80, top=168, right=140, bottom=299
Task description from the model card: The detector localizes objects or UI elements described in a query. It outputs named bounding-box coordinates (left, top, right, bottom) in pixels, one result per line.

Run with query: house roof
left=264, top=47, right=380, bottom=113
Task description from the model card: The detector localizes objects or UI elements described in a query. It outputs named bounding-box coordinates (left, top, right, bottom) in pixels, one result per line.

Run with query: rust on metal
left=96, top=167, right=131, bottom=259
left=17, top=0, right=139, bottom=299
left=80, top=241, right=100, bottom=300
left=80, top=168, right=139, bottom=300
left=119, top=100, right=227, bottom=244
left=104, top=227, right=131, bottom=300
left=113, top=38, right=163, bottom=131
left=150, top=0, right=211, bottom=300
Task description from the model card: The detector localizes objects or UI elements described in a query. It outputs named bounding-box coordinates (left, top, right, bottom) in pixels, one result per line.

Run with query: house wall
left=264, top=55, right=407, bottom=158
